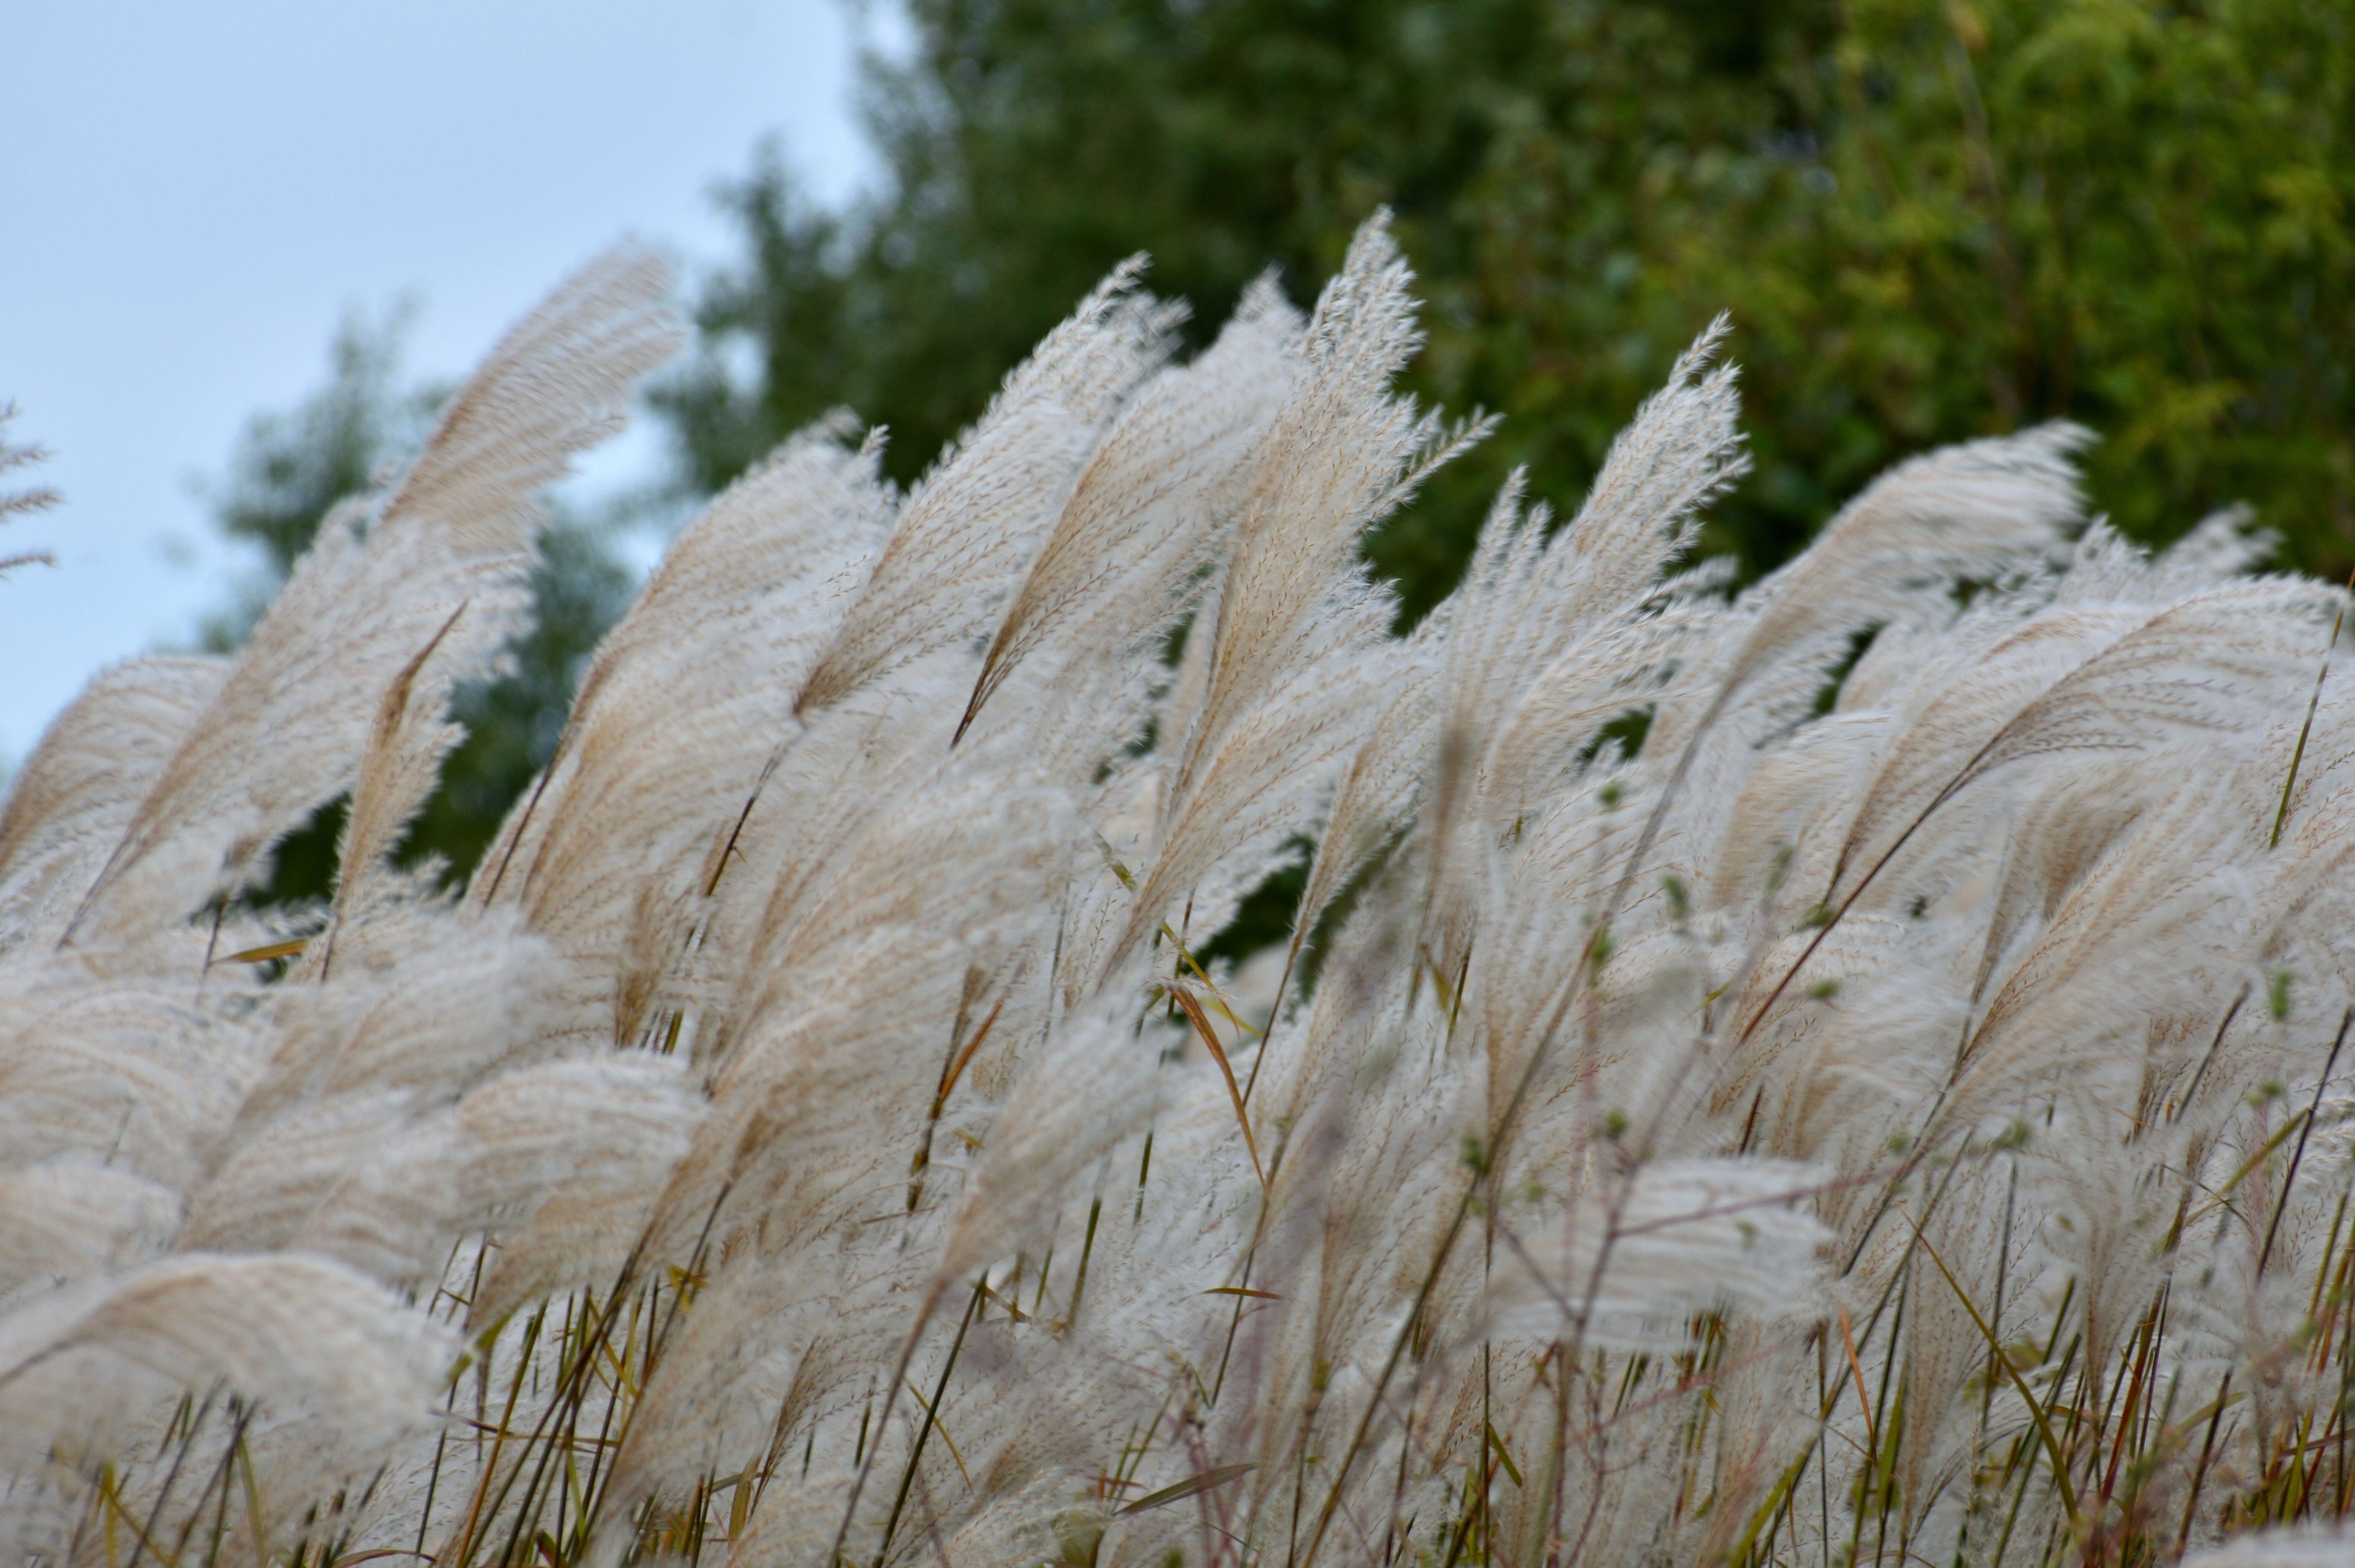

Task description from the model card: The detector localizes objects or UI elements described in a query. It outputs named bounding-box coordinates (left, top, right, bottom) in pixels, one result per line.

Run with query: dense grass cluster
left=4, top=223, right=2355, bottom=1568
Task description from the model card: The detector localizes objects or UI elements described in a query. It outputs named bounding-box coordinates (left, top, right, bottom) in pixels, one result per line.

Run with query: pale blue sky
left=0, top=0, right=899, bottom=761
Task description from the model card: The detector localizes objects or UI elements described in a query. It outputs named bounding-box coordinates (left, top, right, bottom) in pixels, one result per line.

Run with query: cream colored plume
left=0, top=654, right=226, bottom=948
left=484, top=414, right=892, bottom=905
left=321, top=603, right=471, bottom=961
left=1111, top=587, right=1394, bottom=968
left=0, top=970, right=261, bottom=1194
left=1107, top=212, right=1482, bottom=968
left=0, top=1254, right=453, bottom=1457
left=1821, top=601, right=2152, bottom=903
left=460, top=1056, right=706, bottom=1321
left=960, top=275, right=1302, bottom=739
left=67, top=243, right=679, bottom=937
left=478, top=415, right=893, bottom=1051
left=1487, top=1158, right=1832, bottom=1349
left=2182, top=1524, right=2355, bottom=1568
left=935, top=971, right=1169, bottom=1283
left=1166, top=214, right=1478, bottom=799
left=177, top=1090, right=452, bottom=1286
left=235, top=909, right=561, bottom=1123
left=1954, top=577, right=2341, bottom=786
left=0, top=1163, right=180, bottom=1301
left=797, top=260, right=1180, bottom=714
left=1288, top=606, right=1450, bottom=960
left=1723, top=421, right=2088, bottom=694
left=1654, top=421, right=2088, bottom=770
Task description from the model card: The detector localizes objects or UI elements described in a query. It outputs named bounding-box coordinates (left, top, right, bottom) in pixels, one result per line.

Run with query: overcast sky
left=0, top=0, right=898, bottom=762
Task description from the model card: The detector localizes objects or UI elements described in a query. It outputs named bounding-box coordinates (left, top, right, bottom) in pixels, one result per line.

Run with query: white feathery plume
left=0, top=1164, right=181, bottom=1301
left=2183, top=1525, right=2355, bottom=1568
left=1102, top=213, right=1492, bottom=972
left=478, top=415, right=893, bottom=1049
left=592, top=1250, right=910, bottom=1547
left=1821, top=601, right=2153, bottom=904
left=678, top=658, right=976, bottom=1067
left=2060, top=506, right=2273, bottom=605
left=1886, top=1157, right=2020, bottom=1529
left=648, top=961, right=947, bottom=1268
left=1956, top=752, right=2163, bottom=1005
left=1411, top=346, right=1746, bottom=963
left=379, top=243, right=680, bottom=542
left=1163, top=214, right=1481, bottom=806
left=235, top=910, right=561, bottom=1123
left=177, top=1090, right=449, bottom=1285
left=1109, top=583, right=1395, bottom=969
left=1728, top=578, right=2340, bottom=1050
left=1707, top=707, right=1897, bottom=919
left=570, top=413, right=891, bottom=731
left=181, top=953, right=682, bottom=1303
left=1433, top=320, right=1743, bottom=835
left=0, top=654, right=226, bottom=948
left=1706, top=913, right=1963, bottom=1183
left=1481, top=563, right=1731, bottom=828
left=1487, top=1158, right=1830, bottom=1365
left=724, top=754, right=1071, bottom=1062
left=1540, top=316, right=1746, bottom=612
left=796, top=261, right=1180, bottom=714
left=0, top=970, right=262, bottom=1193
left=166, top=917, right=569, bottom=1289
left=8, top=221, right=2355, bottom=1568
left=1383, top=328, right=1744, bottom=987
left=1951, top=578, right=2341, bottom=786
left=0, top=1254, right=453, bottom=1459
left=959, top=276, right=1302, bottom=740
left=1286, top=603, right=1451, bottom=963
left=68, top=243, right=679, bottom=937
left=935, top=971, right=1168, bottom=1284
left=1941, top=787, right=2252, bottom=1134
left=460, top=1056, right=706, bottom=1322
left=1646, top=423, right=2089, bottom=863
left=481, top=413, right=891, bottom=912
left=1709, top=421, right=2089, bottom=709
left=2257, top=681, right=2355, bottom=1008
left=642, top=768, right=1074, bottom=1268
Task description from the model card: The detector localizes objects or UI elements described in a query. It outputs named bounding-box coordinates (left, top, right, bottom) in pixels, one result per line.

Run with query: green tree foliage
left=659, top=0, right=2355, bottom=617
left=205, top=312, right=636, bottom=898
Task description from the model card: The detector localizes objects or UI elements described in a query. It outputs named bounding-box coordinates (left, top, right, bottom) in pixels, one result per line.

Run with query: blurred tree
left=659, top=0, right=2355, bottom=614
left=204, top=311, right=636, bottom=899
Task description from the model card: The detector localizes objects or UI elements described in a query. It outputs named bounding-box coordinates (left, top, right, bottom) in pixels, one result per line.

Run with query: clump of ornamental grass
left=4, top=219, right=2355, bottom=1568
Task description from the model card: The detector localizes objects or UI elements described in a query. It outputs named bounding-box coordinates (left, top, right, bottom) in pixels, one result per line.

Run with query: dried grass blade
left=1115, top=1463, right=1256, bottom=1517
left=1165, top=984, right=1264, bottom=1188
left=1909, top=1220, right=2081, bottom=1527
